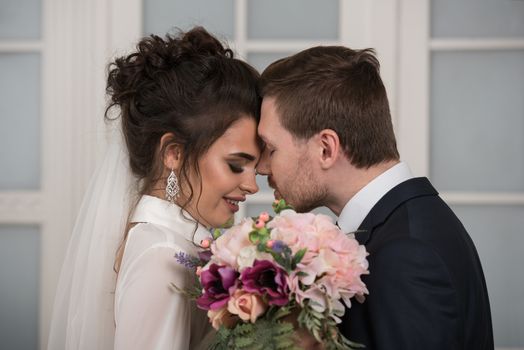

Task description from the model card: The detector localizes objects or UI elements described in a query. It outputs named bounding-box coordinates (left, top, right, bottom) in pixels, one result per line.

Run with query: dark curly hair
left=107, top=27, right=261, bottom=271
left=106, top=26, right=260, bottom=198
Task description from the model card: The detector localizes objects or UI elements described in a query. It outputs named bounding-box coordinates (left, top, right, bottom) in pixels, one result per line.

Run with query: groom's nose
left=256, top=149, right=271, bottom=176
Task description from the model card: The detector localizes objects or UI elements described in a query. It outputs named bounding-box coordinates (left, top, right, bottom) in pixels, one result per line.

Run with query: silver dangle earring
left=165, top=169, right=180, bottom=203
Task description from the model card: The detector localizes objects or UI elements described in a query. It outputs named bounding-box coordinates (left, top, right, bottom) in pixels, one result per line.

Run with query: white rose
left=237, top=246, right=272, bottom=271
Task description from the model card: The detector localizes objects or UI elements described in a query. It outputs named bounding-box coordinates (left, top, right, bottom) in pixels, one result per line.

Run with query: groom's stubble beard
left=281, top=152, right=328, bottom=213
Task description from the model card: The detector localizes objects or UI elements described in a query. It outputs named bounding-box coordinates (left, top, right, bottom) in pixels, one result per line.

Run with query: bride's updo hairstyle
left=105, top=27, right=260, bottom=201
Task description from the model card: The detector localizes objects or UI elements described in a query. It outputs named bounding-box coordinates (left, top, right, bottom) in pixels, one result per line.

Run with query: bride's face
left=183, top=117, right=260, bottom=227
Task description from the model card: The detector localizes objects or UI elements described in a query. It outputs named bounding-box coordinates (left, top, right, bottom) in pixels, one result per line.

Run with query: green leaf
left=259, top=234, right=270, bottom=245
left=271, top=252, right=289, bottom=270
left=249, top=230, right=260, bottom=244
left=272, top=199, right=295, bottom=214
left=213, top=228, right=223, bottom=239
left=272, top=306, right=293, bottom=321
left=209, top=317, right=300, bottom=350
left=235, top=336, right=253, bottom=347
left=169, top=283, right=201, bottom=299
left=291, top=248, right=307, bottom=268
left=209, top=300, right=364, bottom=349
left=258, top=227, right=269, bottom=236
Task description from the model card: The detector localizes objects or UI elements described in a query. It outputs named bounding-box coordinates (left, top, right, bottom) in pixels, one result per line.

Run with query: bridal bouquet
left=177, top=200, right=369, bottom=350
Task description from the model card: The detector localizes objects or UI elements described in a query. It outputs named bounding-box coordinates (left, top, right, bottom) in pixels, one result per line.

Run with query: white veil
left=47, top=128, right=138, bottom=349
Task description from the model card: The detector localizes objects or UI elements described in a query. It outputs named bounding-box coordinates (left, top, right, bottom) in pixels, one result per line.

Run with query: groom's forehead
left=261, top=97, right=278, bottom=115
left=259, top=100, right=275, bottom=128
left=261, top=98, right=285, bottom=126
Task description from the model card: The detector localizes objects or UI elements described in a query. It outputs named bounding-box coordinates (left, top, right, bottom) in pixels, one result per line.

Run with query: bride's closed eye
left=228, top=163, right=244, bottom=174
left=227, top=152, right=258, bottom=174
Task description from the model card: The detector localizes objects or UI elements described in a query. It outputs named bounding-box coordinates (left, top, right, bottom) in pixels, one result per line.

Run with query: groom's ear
left=316, top=129, right=340, bottom=170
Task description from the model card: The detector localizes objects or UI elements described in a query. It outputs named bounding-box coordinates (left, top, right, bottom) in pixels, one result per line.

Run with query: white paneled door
left=1, top=0, right=521, bottom=348
left=399, top=0, right=524, bottom=348
left=1, top=0, right=43, bottom=348
left=1, top=0, right=141, bottom=348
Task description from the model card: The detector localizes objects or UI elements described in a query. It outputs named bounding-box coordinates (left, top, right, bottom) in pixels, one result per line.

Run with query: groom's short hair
left=259, top=46, right=399, bottom=168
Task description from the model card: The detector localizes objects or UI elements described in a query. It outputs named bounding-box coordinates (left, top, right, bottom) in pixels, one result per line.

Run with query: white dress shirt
left=337, top=162, right=413, bottom=233
left=114, top=195, right=212, bottom=350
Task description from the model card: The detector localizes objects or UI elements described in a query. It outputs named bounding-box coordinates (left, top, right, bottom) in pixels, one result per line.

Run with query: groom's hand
left=293, top=327, right=324, bottom=349
left=283, top=309, right=324, bottom=349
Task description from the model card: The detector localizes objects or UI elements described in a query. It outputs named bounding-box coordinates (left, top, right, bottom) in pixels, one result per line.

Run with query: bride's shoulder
left=118, top=223, right=194, bottom=275
left=126, top=223, right=176, bottom=253
left=124, top=222, right=196, bottom=259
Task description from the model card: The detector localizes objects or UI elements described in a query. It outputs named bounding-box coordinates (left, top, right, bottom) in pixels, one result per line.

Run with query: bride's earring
left=166, top=169, right=180, bottom=203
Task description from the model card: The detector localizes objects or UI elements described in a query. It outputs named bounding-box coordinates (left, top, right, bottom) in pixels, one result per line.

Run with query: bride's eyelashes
left=228, top=163, right=244, bottom=174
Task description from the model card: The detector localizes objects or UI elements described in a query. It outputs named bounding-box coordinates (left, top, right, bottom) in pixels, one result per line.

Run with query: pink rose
left=207, top=307, right=238, bottom=330
left=298, top=248, right=339, bottom=285
left=227, top=289, right=267, bottom=323
left=268, top=210, right=317, bottom=252
left=268, top=210, right=341, bottom=263
left=271, top=210, right=369, bottom=318
left=211, top=218, right=254, bottom=269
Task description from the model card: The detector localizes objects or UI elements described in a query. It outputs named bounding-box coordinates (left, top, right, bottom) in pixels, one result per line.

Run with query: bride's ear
left=159, top=133, right=183, bottom=170
left=316, top=129, right=340, bottom=170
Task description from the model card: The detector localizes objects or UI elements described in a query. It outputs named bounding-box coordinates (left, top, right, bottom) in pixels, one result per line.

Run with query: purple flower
left=271, top=240, right=287, bottom=254
left=174, top=252, right=200, bottom=268
left=240, top=260, right=290, bottom=306
left=197, top=264, right=239, bottom=311
left=198, top=250, right=213, bottom=263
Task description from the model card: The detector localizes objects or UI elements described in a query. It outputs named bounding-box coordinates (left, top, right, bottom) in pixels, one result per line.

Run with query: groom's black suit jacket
left=339, top=177, right=494, bottom=350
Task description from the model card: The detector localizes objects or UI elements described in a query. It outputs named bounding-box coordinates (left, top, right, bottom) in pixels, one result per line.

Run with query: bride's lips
left=223, top=196, right=244, bottom=213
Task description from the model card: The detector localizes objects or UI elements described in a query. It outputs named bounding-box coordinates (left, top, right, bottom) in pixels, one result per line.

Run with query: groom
left=256, top=46, right=494, bottom=349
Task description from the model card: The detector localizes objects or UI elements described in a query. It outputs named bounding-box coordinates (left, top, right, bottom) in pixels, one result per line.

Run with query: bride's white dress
left=47, top=136, right=214, bottom=350
left=114, top=195, right=213, bottom=350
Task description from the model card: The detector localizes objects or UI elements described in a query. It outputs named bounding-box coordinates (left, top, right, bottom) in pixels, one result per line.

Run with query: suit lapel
left=355, top=177, right=438, bottom=245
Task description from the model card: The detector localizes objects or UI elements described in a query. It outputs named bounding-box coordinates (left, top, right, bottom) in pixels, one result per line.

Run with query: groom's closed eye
left=261, top=141, right=274, bottom=152
left=260, top=137, right=276, bottom=153
left=260, top=147, right=273, bottom=160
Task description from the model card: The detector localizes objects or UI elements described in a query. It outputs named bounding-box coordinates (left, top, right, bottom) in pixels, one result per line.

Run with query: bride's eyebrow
left=229, top=152, right=256, bottom=162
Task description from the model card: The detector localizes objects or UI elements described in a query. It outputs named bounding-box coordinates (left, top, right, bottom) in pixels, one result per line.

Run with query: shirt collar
left=130, top=195, right=211, bottom=246
left=338, top=162, right=413, bottom=233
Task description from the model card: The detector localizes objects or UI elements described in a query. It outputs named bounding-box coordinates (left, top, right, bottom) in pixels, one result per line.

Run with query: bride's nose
left=240, top=172, right=259, bottom=194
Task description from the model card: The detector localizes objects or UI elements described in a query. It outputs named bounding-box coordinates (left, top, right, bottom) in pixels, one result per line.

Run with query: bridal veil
left=47, top=130, right=137, bottom=349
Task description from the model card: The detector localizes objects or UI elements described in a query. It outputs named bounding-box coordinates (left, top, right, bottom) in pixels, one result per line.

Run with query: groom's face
left=257, top=97, right=327, bottom=212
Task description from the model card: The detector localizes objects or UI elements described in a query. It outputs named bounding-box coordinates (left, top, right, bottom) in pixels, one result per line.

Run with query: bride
left=47, top=27, right=261, bottom=349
